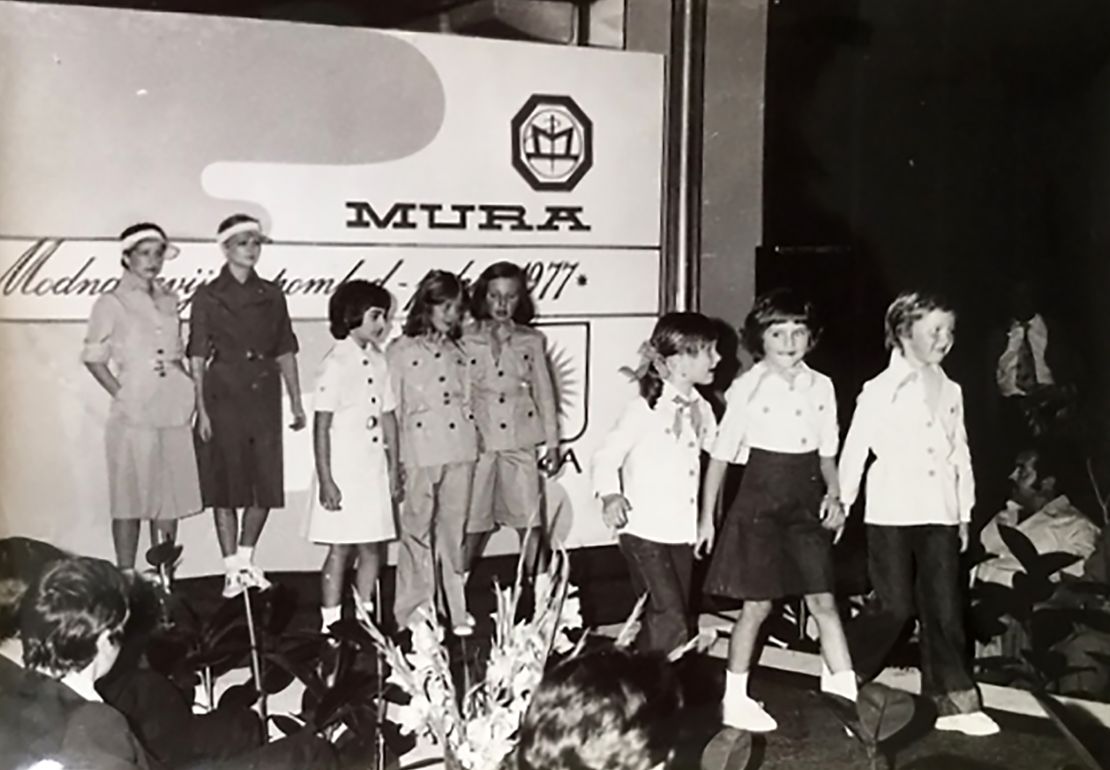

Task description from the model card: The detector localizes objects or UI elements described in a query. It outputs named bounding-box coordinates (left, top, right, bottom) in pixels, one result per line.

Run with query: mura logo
left=511, top=95, right=593, bottom=192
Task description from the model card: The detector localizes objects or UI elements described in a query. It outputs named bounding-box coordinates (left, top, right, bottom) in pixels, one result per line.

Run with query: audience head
left=403, top=269, right=467, bottom=340
left=884, top=290, right=956, bottom=365
left=470, top=261, right=535, bottom=325
left=1009, top=448, right=1066, bottom=513
left=515, top=649, right=682, bottom=770
left=20, top=557, right=129, bottom=679
left=631, top=312, right=720, bottom=408
left=0, top=538, right=67, bottom=642
left=742, top=288, right=820, bottom=367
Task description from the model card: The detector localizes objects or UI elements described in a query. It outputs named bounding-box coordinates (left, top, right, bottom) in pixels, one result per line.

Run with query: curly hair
left=469, top=261, right=536, bottom=324
left=21, top=557, right=128, bottom=675
left=402, top=270, right=467, bottom=340
left=741, top=287, right=820, bottom=359
left=515, top=649, right=682, bottom=770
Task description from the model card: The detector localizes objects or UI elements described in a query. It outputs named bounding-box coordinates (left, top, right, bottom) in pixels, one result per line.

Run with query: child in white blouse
left=698, top=289, right=855, bottom=732
left=838, top=291, right=1000, bottom=736
left=592, top=313, right=720, bottom=656
left=309, top=281, right=402, bottom=631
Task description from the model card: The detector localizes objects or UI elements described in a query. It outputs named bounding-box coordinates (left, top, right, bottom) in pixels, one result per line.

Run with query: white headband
left=120, top=227, right=179, bottom=260
left=216, top=219, right=265, bottom=245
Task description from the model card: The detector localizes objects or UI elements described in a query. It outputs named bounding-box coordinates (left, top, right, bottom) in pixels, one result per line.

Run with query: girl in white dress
left=309, top=281, right=402, bottom=630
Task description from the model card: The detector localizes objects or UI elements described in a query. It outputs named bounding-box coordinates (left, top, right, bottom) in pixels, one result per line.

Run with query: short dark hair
left=402, top=270, right=466, bottom=339
left=469, top=261, right=535, bottom=324
left=328, top=280, right=392, bottom=340
left=21, top=557, right=128, bottom=676
left=0, top=538, right=67, bottom=641
left=516, top=649, right=682, bottom=770
left=884, top=291, right=955, bottom=350
left=741, top=288, right=820, bottom=359
left=119, top=222, right=167, bottom=246
left=636, top=312, right=719, bottom=408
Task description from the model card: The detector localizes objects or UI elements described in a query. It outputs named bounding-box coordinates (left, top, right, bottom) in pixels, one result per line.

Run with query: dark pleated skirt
left=704, top=448, right=834, bottom=600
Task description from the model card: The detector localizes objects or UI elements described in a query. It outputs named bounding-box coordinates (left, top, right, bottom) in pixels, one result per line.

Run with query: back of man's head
left=515, top=649, right=682, bottom=770
left=21, top=557, right=128, bottom=676
left=0, top=538, right=67, bottom=641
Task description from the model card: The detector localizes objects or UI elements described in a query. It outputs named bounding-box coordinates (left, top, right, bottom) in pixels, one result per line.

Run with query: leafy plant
left=971, top=525, right=1110, bottom=694
left=824, top=683, right=917, bottom=770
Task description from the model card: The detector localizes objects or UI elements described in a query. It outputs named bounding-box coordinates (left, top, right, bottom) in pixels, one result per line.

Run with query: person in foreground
left=839, top=291, right=1000, bottom=737
left=514, top=648, right=683, bottom=770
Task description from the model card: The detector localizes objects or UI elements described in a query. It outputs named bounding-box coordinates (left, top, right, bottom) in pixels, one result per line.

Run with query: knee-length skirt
left=105, top=419, right=202, bottom=521
left=704, top=448, right=834, bottom=600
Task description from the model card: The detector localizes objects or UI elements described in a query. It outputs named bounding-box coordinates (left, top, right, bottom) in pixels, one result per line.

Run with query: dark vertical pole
left=664, top=0, right=708, bottom=311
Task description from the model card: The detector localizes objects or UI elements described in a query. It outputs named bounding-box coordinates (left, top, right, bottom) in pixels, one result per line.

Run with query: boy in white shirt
left=839, top=291, right=1000, bottom=737
left=592, top=313, right=720, bottom=656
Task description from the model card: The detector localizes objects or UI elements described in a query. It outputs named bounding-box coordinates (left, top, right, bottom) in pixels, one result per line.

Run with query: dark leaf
left=700, top=727, right=753, bottom=770
left=1032, top=692, right=1109, bottom=770
left=857, top=682, right=916, bottom=744
left=998, top=525, right=1040, bottom=574
left=260, top=662, right=296, bottom=695
left=971, top=580, right=1018, bottom=617
left=262, top=585, right=298, bottom=638
left=1031, top=551, right=1083, bottom=580
left=265, top=651, right=328, bottom=698
left=1064, top=582, right=1110, bottom=598
left=145, top=541, right=183, bottom=568
left=381, top=718, right=417, bottom=759
left=218, top=683, right=259, bottom=710
left=1084, top=651, right=1110, bottom=667
left=1013, top=571, right=1056, bottom=610
left=328, top=618, right=378, bottom=654
left=270, top=714, right=306, bottom=738
left=202, top=596, right=253, bottom=644
left=1031, top=608, right=1081, bottom=651
left=1076, top=610, right=1110, bottom=634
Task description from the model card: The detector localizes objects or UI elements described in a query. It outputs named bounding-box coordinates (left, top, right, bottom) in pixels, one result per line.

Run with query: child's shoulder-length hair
left=636, top=311, right=720, bottom=408
left=403, top=270, right=467, bottom=339
left=469, top=261, right=535, bottom=324
left=884, top=290, right=955, bottom=350
left=742, top=287, right=821, bottom=359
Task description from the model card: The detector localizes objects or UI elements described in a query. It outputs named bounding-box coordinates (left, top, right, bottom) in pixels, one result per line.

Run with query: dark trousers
left=846, top=524, right=980, bottom=716
left=619, top=534, right=694, bottom=655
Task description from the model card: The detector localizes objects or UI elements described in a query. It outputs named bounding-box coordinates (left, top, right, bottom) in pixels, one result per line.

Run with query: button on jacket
left=387, top=335, right=478, bottom=469
left=710, top=361, right=839, bottom=464
left=463, top=321, right=559, bottom=452
left=839, top=350, right=975, bottom=526
left=592, top=382, right=718, bottom=544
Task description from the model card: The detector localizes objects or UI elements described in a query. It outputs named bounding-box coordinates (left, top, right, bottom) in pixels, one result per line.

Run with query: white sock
left=321, top=605, right=342, bottom=630
left=725, top=669, right=750, bottom=698
left=238, top=546, right=255, bottom=564
left=223, top=554, right=240, bottom=572
left=361, top=601, right=375, bottom=619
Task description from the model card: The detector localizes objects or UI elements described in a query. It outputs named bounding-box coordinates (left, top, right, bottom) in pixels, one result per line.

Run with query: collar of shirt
left=336, top=335, right=380, bottom=360
left=882, top=349, right=950, bottom=400
left=117, top=270, right=170, bottom=299
left=1040, top=495, right=1077, bottom=518
left=659, top=380, right=704, bottom=410
left=212, top=264, right=263, bottom=294
left=59, top=670, right=102, bottom=702
left=1009, top=313, right=1046, bottom=335
left=746, top=360, right=816, bottom=400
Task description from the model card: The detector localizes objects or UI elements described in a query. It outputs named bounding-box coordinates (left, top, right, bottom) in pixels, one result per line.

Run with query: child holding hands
left=592, top=312, right=720, bottom=655
left=839, top=291, right=999, bottom=736
left=699, top=289, right=856, bottom=732
left=308, top=280, right=401, bottom=631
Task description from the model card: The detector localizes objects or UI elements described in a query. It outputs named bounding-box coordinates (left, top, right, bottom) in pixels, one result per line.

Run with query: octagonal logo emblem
left=511, top=94, right=593, bottom=192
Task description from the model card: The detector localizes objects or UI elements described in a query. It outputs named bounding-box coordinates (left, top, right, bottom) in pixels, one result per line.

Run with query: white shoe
left=934, top=711, right=1001, bottom=736
left=222, top=571, right=245, bottom=599
left=723, top=695, right=778, bottom=732
left=239, top=563, right=271, bottom=592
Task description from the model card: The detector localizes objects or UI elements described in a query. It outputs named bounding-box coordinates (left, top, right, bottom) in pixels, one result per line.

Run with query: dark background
left=759, top=0, right=1110, bottom=515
